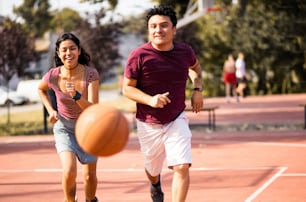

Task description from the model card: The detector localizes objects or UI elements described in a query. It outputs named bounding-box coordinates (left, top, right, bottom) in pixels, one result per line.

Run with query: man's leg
left=146, top=169, right=164, bottom=202
left=145, top=169, right=160, bottom=184
left=172, top=164, right=190, bottom=202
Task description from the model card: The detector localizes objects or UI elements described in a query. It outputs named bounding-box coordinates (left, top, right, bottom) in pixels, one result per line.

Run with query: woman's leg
left=59, top=151, right=77, bottom=202
left=83, top=162, right=98, bottom=201
left=225, top=83, right=231, bottom=102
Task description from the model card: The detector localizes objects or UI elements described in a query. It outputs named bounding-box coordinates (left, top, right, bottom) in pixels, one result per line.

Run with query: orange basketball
left=75, top=104, right=130, bottom=157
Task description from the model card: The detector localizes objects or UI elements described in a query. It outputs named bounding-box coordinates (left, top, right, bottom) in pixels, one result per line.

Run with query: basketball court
left=1, top=93, right=306, bottom=202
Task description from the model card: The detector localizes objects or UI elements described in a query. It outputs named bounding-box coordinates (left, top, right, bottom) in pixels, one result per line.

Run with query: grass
left=0, top=109, right=46, bottom=136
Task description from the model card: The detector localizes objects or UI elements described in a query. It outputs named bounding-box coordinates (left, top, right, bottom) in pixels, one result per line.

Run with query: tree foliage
left=74, top=8, right=123, bottom=82
left=223, top=0, right=306, bottom=94
left=80, top=0, right=118, bottom=9
left=13, top=0, right=52, bottom=37
left=0, top=18, right=37, bottom=125
left=0, top=18, right=36, bottom=85
left=50, top=8, right=82, bottom=33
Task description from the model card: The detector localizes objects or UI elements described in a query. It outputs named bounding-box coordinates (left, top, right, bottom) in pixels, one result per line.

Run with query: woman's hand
left=65, top=81, right=76, bottom=97
left=48, top=110, right=59, bottom=124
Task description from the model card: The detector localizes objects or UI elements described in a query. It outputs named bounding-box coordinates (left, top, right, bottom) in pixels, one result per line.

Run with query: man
left=122, top=5, right=203, bottom=202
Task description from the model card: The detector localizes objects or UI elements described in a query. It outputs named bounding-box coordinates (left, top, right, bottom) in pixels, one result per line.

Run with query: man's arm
left=122, top=77, right=171, bottom=109
left=188, top=59, right=204, bottom=113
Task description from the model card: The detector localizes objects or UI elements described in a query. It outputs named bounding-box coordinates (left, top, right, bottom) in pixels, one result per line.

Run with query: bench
left=184, top=105, right=219, bottom=130
left=123, top=105, right=219, bottom=130
left=299, top=104, right=306, bottom=129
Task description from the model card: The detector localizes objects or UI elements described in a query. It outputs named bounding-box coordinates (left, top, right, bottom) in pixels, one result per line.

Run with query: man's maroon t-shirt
left=124, top=42, right=197, bottom=124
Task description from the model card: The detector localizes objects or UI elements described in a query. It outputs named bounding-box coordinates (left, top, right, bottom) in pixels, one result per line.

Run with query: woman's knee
left=83, top=170, right=97, bottom=183
left=62, top=168, right=77, bottom=181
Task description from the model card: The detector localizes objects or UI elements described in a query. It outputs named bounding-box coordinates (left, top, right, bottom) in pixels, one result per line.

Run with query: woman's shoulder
left=85, top=66, right=98, bottom=73
left=84, top=66, right=99, bottom=82
left=45, top=66, right=60, bottom=77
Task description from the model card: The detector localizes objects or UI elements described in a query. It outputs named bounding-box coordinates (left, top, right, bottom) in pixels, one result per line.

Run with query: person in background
left=222, top=54, right=238, bottom=103
left=235, top=52, right=247, bottom=99
left=122, top=5, right=203, bottom=202
left=37, top=32, right=99, bottom=202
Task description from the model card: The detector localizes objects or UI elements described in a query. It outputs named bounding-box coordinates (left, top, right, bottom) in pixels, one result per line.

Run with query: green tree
left=227, top=0, right=306, bottom=94
left=13, top=0, right=52, bottom=37
left=50, top=8, right=82, bottom=33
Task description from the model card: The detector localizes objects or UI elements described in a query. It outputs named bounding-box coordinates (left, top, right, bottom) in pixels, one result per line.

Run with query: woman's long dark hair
left=54, top=32, right=91, bottom=66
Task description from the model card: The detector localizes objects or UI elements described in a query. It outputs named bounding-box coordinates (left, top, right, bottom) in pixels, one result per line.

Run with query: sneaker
left=86, top=196, right=98, bottom=202
left=150, top=184, right=164, bottom=202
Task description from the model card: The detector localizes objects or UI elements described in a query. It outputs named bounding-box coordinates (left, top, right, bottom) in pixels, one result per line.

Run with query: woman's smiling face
left=57, top=39, right=80, bottom=69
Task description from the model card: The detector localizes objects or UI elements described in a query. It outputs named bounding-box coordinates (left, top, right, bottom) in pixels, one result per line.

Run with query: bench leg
left=206, top=110, right=216, bottom=130
left=304, top=106, right=306, bottom=129
left=207, top=110, right=212, bottom=130
left=212, top=110, right=216, bottom=130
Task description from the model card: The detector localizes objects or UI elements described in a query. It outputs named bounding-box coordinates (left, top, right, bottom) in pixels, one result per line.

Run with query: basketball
left=75, top=104, right=130, bottom=157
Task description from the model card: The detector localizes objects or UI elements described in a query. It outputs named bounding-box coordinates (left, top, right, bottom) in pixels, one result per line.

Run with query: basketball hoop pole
left=177, top=0, right=216, bottom=29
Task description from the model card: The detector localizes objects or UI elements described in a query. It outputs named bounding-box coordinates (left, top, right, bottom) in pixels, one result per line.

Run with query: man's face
left=148, top=15, right=176, bottom=50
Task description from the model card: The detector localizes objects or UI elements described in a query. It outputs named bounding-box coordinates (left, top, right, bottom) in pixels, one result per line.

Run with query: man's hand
left=191, top=91, right=203, bottom=113
left=148, top=92, right=171, bottom=108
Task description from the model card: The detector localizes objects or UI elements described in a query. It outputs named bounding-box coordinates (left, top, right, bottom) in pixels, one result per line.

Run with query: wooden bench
left=299, top=104, right=306, bottom=129
left=185, top=105, right=219, bottom=130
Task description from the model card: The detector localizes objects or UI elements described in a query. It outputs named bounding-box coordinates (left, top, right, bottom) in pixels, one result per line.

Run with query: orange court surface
left=0, top=93, right=306, bottom=202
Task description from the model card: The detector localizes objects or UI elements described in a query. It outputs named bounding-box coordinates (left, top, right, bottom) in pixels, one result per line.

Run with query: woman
left=235, top=52, right=247, bottom=99
left=38, top=33, right=99, bottom=202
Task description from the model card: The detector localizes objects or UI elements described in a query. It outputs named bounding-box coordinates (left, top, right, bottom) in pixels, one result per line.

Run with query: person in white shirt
left=235, top=52, right=247, bottom=99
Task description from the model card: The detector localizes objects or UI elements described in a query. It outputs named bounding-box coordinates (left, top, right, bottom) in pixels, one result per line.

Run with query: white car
left=0, top=86, right=29, bottom=106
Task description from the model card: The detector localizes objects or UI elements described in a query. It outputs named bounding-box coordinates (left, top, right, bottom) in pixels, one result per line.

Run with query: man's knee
left=172, top=164, right=190, bottom=174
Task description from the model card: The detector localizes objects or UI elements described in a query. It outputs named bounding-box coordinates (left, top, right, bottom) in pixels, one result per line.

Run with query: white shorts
left=136, top=112, right=192, bottom=176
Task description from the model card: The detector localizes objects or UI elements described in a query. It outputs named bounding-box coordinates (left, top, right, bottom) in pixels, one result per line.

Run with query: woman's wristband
left=72, top=91, right=82, bottom=101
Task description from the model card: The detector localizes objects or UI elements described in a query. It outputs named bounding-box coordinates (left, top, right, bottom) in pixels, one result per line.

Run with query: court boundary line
left=0, top=166, right=289, bottom=173
left=197, top=140, right=306, bottom=148
left=244, top=166, right=288, bottom=202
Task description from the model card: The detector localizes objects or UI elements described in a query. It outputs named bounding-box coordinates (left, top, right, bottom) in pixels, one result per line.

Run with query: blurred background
left=1, top=0, right=305, bottom=95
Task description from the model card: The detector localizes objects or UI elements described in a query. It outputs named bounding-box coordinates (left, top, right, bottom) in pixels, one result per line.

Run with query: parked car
left=0, top=86, right=29, bottom=106
left=16, top=80, right=41, bottom=103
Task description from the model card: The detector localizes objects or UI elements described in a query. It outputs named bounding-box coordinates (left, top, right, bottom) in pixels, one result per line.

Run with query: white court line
left=0, top=166, right=285, bottom=173
left=282, top=173, right=306, bottom=177
left=245, top=166, right=288, bottom=202
left=197, top=140, right=306, bottom=148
